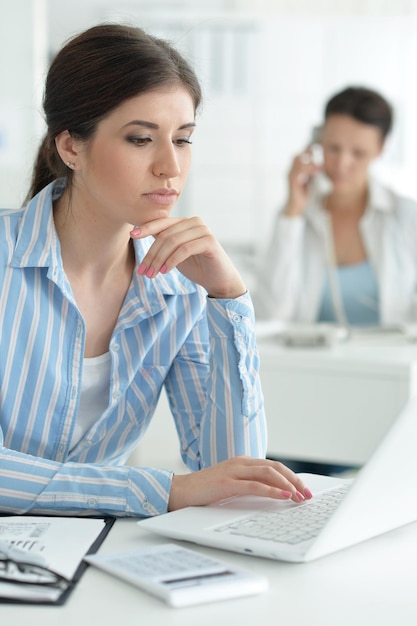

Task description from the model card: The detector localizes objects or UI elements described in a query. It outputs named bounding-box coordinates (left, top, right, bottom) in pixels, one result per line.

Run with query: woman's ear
left=55, top=130, right=81, bottom=170
left=377, top=139, right=385, bottom=158
left=376, top=133, right=385, bottom=157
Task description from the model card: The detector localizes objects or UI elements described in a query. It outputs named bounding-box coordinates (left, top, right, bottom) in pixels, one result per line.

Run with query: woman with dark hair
left=0, top=23, right=311, bottom=516
left=255, top=86, right=417, bottom=327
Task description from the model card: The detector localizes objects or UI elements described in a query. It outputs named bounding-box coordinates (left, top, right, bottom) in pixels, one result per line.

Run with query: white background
left=2, top=0, right=417, bottom=282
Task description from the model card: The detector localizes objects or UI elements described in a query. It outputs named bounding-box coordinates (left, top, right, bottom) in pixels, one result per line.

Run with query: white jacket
left=254, top=178, right=417, bottom=324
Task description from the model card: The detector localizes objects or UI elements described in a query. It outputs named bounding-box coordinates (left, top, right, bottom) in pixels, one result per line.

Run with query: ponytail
left=25, top=135, right=70, bottom=204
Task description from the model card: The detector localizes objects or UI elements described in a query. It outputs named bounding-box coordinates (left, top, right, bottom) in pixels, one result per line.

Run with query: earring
left=66, top=161, right=75, bottom=169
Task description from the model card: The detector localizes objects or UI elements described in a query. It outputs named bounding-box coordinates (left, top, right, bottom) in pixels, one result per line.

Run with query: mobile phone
left=310, top=126, right=324, bottom=167
left=315, top=172, right=333, bottom=195
left=309, top=125, right=333, bottom=194
left=85, top=543, right=268, bottom=607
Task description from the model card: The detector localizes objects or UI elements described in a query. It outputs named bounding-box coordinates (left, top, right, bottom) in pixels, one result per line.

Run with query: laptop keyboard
left=213, top=484, right=350, bottom=545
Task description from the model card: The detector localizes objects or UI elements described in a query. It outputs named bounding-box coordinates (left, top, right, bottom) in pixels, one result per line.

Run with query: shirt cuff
left=206, top=291, right=255, bottom=339
left=127, top=466, right=174, bottom=517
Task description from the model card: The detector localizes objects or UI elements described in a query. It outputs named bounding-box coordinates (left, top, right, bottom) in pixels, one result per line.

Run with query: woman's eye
left=174, top=138, right=193, bottom=146
left=126, top=136, right=193, bottom=147
left=127, top=136, right=152, bottom=146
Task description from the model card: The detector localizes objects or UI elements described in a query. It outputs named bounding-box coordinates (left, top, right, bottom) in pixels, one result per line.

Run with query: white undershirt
left=70, top=352, right=111, bottom=449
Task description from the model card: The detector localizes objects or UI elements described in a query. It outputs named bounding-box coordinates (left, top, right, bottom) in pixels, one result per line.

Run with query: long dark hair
left=26, top=23, right=202, bottom=202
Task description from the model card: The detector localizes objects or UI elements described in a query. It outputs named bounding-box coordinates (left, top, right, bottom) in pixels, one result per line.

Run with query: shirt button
left=87, top=498, right=97, bottom=507
left=233, top=314, right=242, bottom=323
left=113, top=343, right=120, bottom=351
left=143, top=499, right=150, bottom=510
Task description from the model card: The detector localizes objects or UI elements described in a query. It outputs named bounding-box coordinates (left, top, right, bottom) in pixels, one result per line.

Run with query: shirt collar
left=11, top=178, right=197, bottom=297
left=305, top=176, right=394, bottom=227
left=11, top=179, right=61, bottom=270
left=366, top=177, right=394, bottom=213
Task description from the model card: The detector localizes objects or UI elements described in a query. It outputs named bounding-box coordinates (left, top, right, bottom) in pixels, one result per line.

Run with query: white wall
left=0, top=0, right=47, bottom=208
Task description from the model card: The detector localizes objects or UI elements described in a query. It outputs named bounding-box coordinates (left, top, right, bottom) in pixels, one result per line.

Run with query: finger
left=234, top=463, right=305, bottom=503
left=269, top=461, right=313, bottom=499
left=138, top=233, right=206, bottom=277
left=139, top=227, right=211, bottom=277
left=299, top=151, right=312, bottom=164
left=132, top=216, right=208, bottom=242
left=241, top=481, right=296, bottom=501
left=236, top=457, right=313, bottom=500
left=130, top=216, right=185, bottom=239
left=223, top=478, right=299, bottom=502
left=293, top=161, right=319, bottom=177
left=296, top=172, right=310, bottom=186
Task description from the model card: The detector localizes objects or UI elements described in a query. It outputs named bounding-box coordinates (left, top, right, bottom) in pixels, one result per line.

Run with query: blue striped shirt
left=0, top=180, right=266, bottom=517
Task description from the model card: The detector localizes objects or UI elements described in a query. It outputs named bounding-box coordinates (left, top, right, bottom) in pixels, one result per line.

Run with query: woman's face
left=321, top=113, right=384, bottom=193
left=70, top=85, right=195, bottom=229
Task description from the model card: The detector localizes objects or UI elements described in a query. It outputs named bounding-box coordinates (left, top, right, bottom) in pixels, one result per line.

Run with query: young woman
left=255, top=86, right=417, bottom=326
left=0, top=23, right=311, bottom=516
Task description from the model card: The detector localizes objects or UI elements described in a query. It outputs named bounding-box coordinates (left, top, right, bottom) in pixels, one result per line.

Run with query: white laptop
left=139, top=395, right=417, bottom=562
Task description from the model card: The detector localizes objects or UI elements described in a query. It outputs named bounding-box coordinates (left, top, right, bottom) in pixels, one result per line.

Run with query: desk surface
left=258, top=329, right=417, bottom=370
left=3, top=517, right=417, bottom=626
left=258, top=330, right=417, bottom=465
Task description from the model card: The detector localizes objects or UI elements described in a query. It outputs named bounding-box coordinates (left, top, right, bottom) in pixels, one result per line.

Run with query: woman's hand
left=284, top=150, right=322, bottom=217
left=130, top=217, right=246, bottom=299
left=168, top=456, right=313, bottom=511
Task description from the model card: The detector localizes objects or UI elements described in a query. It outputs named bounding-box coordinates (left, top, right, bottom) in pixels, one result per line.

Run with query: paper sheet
left=0, top=516, right=107, bottom=603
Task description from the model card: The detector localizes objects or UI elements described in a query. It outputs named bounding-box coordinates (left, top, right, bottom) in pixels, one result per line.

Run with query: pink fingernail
left=295, top=491, right=305, bottom=501
left=146, top=267, right=155, bottom=278
left=304, top=488, right=313, bottom=499
left=130, top=227, right=141, bottom=236
left=138, top=263, right=146, bottom=275
left=281, top=490, right=292, bottom=498
left=160, top=264, right=168, bottom=274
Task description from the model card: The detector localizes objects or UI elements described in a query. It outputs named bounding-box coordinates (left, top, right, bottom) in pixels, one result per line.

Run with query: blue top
left=318, top=261, right=380, bottom=326
left=0, top=179, right=266, bottom=517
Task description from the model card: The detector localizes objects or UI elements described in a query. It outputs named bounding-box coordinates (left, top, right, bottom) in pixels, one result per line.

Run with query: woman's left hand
left=130, top=217, right=246, bottom=299
left=168, top=456, right=314, bottom=511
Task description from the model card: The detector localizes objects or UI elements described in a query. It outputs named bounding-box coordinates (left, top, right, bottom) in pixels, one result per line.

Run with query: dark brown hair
left=26, top=23, right=202, bottom=202
left=324, top=86, right=393, bottom=139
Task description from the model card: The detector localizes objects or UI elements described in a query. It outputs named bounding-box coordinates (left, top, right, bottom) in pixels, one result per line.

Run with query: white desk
left=3, top=518, right=417, bottom=625
left=258, top=331, right=417, bottom=465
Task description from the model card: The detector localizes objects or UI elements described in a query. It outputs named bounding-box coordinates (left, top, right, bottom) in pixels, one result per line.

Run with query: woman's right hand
left=284, top=150, right=322, bottom=217
left=168, top=456, right=313, bottom=511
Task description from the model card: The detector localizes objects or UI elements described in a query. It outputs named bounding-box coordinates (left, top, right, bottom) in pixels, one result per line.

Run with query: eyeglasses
left=0, top=551, right=69, bottom=589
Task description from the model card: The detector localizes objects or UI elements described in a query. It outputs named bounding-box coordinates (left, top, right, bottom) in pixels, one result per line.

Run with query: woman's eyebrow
left=122, top=120, right=196, bottom=130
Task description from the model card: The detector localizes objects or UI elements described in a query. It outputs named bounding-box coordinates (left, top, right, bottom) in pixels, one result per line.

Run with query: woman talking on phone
left=254, top=86, right=417, bottom=327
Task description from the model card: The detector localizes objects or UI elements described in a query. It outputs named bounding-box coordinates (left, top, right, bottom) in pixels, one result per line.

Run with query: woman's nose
left=334, top=151, right=352, bottom=172
left=152, top=144, right=181, bottom=178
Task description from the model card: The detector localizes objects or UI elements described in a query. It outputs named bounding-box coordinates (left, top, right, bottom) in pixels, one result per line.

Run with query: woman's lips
left=144, top=189, right=179, bottom=205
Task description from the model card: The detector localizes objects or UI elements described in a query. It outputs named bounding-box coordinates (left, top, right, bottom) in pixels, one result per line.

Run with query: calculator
left=85, top=543, right=268, bottom=607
